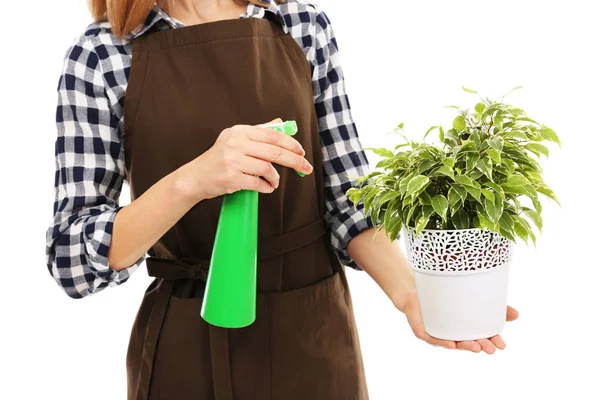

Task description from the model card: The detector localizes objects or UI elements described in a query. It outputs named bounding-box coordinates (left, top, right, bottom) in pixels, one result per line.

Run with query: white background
left=1, top=0, right=599, bottom=399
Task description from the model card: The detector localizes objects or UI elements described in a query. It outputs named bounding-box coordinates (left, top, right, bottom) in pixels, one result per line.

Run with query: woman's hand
left=175, top=118, right=313, bottom=202
left=396, top=291, right=520, bottom=354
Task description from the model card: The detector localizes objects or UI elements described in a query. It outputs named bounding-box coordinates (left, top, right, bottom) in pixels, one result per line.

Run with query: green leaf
left=484, top=181, right=504, bottom=196
left=486, top=148, right=501, bottom=164
left=537, top=185, right=560, bottom=205
left=487, top=136, right=504, bottom=152
left=522, top=208, right=543, bottom=231
left=434, top=165, right=455, bottom=179
left=465, top=186, right=482, bottom=203
left=406, top=175, right=430, bottom=196
left=417, top=160, right=437, bottom=174
left=524, top=171, right=543, bottom=182
left=540, top=126, right=561, bottom=146
left=454, top=174, right=476, bottom=187
left=475, top=102, right=486, bottom=115
left=462, top=86, right=479, bottom=94
left=514, top=214, right=536, bottom=246
left=465, top=152, right=479, bottom=172
left=493, top=115, right=504, bottom=130
left=476, top=157, right=493, bottom=180
left=415, top=215, right=430, bottom=236
left=365, top=147, right=394, bottom=158
left=422, top=204, right=436, bottom=219
left=443, top=158, right=455, bottom=168
left=398, top=173, right=415, bottom=195
left=499, top=212, right=515, bottom=232
left=424, top=125, right=439, bottom=139
left=513, top=218, right=529, bottom=244
left=448, top=187, right=462, bottom=208
left=451, top=208, right=470, bottom=229
left=363, top=186, right=380, bottom=215
left=450, top=184, right=468, bottom=203
left=503, top=185, right=530, bottom=195
left=397, top=122, right=405, bottom=129
left=383, top=200, right=398, bottom=230
left=501, top=158, right=516, bottom=175
left=378, top=191, right=401, bottom=205
left=477, top=211, right=497, bottom=232
left=431, top=195, right=449, bottom=220
left=438, top=126, right=445, bottom=142
left=387, top=216, right=403, bottom=241
left=485, top=191, right=503, bottom=223
left=406, top=203, right=419, bottom=223
left=504, top=174, right=531, bottom=186
left=504, top=131, right=529, bottom=141
left=501, top=86, right=524, bottom=100
left=525, top=143, right=549, bottom=157
left=516, top=116, right=541, bottom=125
left=453, top=116, right=467, bottom=132
left=419, top=190, right=432, bottom=205
left=481, top=188, right=495, bottom=202
left=499, top=225, right=516, bottom=242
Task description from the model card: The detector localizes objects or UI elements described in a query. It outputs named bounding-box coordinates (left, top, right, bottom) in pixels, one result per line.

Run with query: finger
left=259, top=117, right=283, bottom=125
left=457, top=340, right=481, bottom=353
left=476, top=339, right=496, bottom=354
left=247, top=125, right=305, bottom=156
left=245, top=141, right=312, bottom=175
left=489, top=335, right=506, bottom=350
left=237, top=156, right=280, bottom=189
left=237, top=173, right=276, bottom=194
left=423, top=334, right=456, bottom=350
left=506, top=306, right=519, bottom=321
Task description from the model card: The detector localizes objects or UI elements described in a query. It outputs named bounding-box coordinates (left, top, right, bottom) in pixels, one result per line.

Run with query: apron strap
left=134, top=278, right=174, bottom=400
left=208, top=325, right=234, bottom=400
left=258, top=217, right=326, bottom=260
left=146, top=217, right=327, bottom=281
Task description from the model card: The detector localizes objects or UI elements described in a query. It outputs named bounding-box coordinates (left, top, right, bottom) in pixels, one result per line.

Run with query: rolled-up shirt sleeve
left=310, top=7, right=376, bottom=270
left=45, top=37, right=144, bottom=299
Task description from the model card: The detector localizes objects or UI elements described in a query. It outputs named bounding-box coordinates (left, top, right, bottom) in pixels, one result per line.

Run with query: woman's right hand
left=175, top=118, right=313, bottom=202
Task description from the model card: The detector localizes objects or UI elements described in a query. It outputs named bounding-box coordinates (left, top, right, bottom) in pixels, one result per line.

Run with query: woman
left=45, top=0, right=519, bottom=398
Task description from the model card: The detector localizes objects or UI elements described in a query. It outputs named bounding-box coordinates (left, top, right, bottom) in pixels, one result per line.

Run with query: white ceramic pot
left=403, top=227, right=514, bottom=341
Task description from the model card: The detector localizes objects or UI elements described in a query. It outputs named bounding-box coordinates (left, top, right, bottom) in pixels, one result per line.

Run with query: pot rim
left=403, top=226, right=502, bottom=234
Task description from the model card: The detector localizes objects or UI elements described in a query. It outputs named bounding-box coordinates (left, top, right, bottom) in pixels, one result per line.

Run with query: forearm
left=346, top=228, right=416, bottom=310
left=108, top=166, right=201, bottom=271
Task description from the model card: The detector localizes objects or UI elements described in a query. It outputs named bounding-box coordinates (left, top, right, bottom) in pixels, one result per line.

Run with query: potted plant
left=347, top=87, right=561, bottom=340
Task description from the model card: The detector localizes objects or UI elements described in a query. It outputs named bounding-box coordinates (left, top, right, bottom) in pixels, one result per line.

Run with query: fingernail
left=300, top=147, right=306, bottom=156
left=305, top=161, right=312, bottom=172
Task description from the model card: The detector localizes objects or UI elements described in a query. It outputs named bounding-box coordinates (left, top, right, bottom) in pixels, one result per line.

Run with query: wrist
left=391, top=289, right=418, bottom=314
left=172, top=162, right=207, bottom=206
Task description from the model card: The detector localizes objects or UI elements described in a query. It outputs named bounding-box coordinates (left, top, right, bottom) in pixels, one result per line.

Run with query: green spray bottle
left=200, top=120, right=302, bottom=328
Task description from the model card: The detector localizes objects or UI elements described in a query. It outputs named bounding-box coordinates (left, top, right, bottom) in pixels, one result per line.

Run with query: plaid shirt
left=45, top=0, right=374, bottom=299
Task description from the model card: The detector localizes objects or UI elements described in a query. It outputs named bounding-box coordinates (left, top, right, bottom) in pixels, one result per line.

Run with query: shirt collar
left=126, top=1, right=288, bottom=41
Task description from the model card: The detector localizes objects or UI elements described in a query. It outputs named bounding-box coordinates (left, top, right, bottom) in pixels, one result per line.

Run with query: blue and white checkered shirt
left=45, top=0, right=374, bottom=299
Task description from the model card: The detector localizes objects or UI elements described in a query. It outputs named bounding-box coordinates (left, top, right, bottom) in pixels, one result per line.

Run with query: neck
left=161, top=0, right=248, bottom=24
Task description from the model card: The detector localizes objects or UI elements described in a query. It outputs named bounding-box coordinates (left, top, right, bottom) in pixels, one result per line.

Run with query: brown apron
left=123, top=10, right=369, bottom=400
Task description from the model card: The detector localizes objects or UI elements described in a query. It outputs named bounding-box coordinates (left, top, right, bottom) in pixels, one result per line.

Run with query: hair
left=89, top=0, right=287, bottom=38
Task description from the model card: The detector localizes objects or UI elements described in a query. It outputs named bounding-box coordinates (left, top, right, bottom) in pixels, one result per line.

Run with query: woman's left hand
left=397, top=291, right=520, bottom=354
